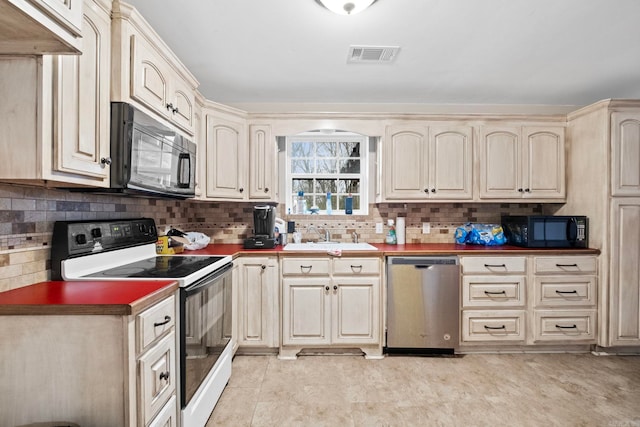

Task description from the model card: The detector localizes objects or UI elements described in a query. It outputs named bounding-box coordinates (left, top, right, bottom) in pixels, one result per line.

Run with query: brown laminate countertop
left=185, top=243, right=600, bottom=257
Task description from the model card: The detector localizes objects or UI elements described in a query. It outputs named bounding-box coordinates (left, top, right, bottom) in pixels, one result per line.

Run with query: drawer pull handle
left=555, top=324, right=578, bottom=329
left=154, top=315, right=171, bottom=327
left=300, top=265, right=312, bottom=271
left=484, top=264, right=506, bottom=268
left=350, top=264, right=363, bottom=269
left=483, top=325, right=506, bottom=330
left=159, top=371, right=170, bottom=381
left=555, top=290, right=578, bottom=295
left=556, top=263, right=578, bottom=267
left=484, top=290, right=507, bottom=296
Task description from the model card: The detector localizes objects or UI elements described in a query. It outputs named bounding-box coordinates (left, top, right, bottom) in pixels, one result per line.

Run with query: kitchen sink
left=283, top=242, right=379, bottom=251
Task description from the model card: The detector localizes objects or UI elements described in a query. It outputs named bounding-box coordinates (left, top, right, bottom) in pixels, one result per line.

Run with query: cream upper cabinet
left=236, top=256, right=279, bottom=348
left=111, top=2, right=198, bottom=135
left=479, top=126, right=565, bottom=200
left=610, top=198, right=640, bottom=346
left=51, top=0, right=111, bottom=183
left=248, top=124, right=277, bottom=200
left=0, top=0, right=83, bottom=54
left=205, top=112, right=247, bottom=199
left=383, top=124, right=472, bottom=201
left=611, top=112, right=640, bottom=196
left=0, top=0, right=111, bottom=188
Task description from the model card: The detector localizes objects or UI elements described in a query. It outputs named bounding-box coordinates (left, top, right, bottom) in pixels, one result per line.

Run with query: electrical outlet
left=422, top=222, right=431, bottom=234
left=376, top=222, right=383, bottom=233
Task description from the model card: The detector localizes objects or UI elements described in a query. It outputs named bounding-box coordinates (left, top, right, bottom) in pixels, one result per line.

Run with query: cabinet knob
left=100, top=157, right=112, bottom=166
left=166, top=102, right=174, bottom=111
left=239, top=188, right=244, bottom=193
left=431, top=188, right=436, bottom=193
left=173, top=106, right=179, bottom=114
left=325, top=286, right=330, bottom=291
left=518, top=188, right=524, bottom=192
left=524, top=188, right=531, bottom=193
left=261, top=265, right=266, bottom=270
left=264, top=187, right=269, bottom=193
left=159, top=371, right=170, bottom=381
left=423, top=188, right=429, bottom=193
left=333, top=285, right=338, bottom=291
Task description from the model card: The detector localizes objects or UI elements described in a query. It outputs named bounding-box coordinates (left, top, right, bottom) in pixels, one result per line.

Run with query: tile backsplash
left=0, top=182, right=546, bottom=292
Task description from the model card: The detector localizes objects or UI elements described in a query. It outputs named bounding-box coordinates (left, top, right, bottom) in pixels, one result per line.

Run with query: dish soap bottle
left=297, top=191, right=305, bottom=215
left=386, top=219, right=397, bottom=245
left=326, top=192, right=332, bottom=215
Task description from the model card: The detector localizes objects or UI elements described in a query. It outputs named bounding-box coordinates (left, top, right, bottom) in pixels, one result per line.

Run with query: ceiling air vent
left=347, top=45, right=400, bottom=63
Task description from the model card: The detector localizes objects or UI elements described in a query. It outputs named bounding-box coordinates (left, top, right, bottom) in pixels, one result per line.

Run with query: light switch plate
left=376, top=222, right=383, bottom=233
left=422, top=222, right=431, bottom=234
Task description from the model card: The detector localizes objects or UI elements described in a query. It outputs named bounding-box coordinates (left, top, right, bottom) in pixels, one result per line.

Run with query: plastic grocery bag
left=183, top=232, right=211, bottom=250
left=454, top=223, right=506, bottom=246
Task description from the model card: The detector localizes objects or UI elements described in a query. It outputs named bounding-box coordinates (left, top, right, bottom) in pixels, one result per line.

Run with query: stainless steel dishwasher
left=386, top=256, right=460, bottom=353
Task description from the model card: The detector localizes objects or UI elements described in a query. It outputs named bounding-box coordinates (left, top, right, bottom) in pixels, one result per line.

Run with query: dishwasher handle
left=388, top=257, right=458, bottom=267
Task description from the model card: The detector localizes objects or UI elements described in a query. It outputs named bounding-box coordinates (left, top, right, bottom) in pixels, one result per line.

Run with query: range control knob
left=90, top=228, right=102, bottom=238
left=75, top=234, right=87, bottom=245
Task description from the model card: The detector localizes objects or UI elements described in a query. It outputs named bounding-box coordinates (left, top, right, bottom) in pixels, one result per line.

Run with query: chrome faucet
left=308, top=224, right=331, bottom=242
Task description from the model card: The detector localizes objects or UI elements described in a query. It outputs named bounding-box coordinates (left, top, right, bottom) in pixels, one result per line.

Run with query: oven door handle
left=184, top=262, right=233, bottom=296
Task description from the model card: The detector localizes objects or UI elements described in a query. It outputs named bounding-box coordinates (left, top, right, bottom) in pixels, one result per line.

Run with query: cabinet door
left=610, top=198, right=640, bottom=346
left=479, top=127, right=521, bottom=199
left=611, top=112, right=640, bottom=196
left=429, top=126, right=473, bottom=199
left=331, top=277, right=380, bottom=344
left=523, top=127, right=565, bottom=199
left=282, top=278, right=331, bottom=346
left=36, top=0, right=83, bottom=36
left=168, top=77, right=195, bottom=135
left=383, top=125, right=428, bottom=199
left=205, top=115, right=247, bottom=199
left=51, top=0, right=110, bottom=184
left=248, top=124, right=276, bottom=200
left=130, top=34, right=171, bottom=120
left=237, top=257, right=278, bottom=347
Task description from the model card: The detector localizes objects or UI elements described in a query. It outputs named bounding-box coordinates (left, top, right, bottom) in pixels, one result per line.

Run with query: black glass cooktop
left=85, top=256, right=226, bottom=278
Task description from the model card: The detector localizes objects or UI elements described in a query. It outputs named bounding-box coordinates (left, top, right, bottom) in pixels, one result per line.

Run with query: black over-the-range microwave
left=501, top=215, right=588, bottom=248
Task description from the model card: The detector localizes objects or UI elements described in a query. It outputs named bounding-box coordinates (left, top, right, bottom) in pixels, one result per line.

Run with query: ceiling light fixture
left=315, top=0, right=377, bottom=15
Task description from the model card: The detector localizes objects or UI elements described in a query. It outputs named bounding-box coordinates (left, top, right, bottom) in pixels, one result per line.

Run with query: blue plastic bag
left=454, top=223, right=506, bottom=246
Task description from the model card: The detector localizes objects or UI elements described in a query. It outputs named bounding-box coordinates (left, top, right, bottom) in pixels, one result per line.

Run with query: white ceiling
left=126, top=0, right=640, bottom=112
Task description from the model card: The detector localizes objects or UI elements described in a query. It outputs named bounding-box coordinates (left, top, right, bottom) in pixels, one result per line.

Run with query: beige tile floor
left=206, top=353, right=640, bottom=426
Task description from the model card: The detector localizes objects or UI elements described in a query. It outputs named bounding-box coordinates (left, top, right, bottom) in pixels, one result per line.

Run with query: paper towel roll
left=396, top=217, right=406, bottom=244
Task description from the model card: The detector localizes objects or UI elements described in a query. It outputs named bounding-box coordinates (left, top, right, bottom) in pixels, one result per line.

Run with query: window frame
left=285, top=132, right=369, bottom=215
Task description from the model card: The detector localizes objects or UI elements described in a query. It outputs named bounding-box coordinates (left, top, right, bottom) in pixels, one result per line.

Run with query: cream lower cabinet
left=0, top=0, right=112, bottom=187
left=0, top=292, right=178, bottom=426
left=532, top=256, right=597, bottom=343
left=460, top=256, right=527, bottom=344
left=478, top=126, right=565, bottom=201
left=280, top=257, right=383, bottom=359
left=610, top=199, right=640, bottom=345
left=236, top=256, right=280, bottom=349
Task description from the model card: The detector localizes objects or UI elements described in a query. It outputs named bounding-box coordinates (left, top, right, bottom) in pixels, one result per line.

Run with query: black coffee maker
left=243, top=205, right=277, bottom=249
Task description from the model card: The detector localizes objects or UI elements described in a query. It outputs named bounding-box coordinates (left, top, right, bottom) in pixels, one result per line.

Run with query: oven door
left=180, top=262, right=233, bottom=409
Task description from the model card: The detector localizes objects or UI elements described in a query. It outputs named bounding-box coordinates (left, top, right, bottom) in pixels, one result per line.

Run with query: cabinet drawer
left=281, top=258, right=330, bottom=276
left=137, top=295, right=176, bottom=354
left=533, top=311, right=596, bottom=342
left=461, top=310, right=526, bottom=342
left=460, top=257, right=526, bottom=274
left=149, top=394, right=177, bottom=427
left=462, top=276, right=526, bottom=308
left=534, top=256, right=597, bottom=274
left=534, top=276, right=596, bottom=307
left=333, top=258, right=380, bottom=275
left=139, top=332, right=176, bottom=426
